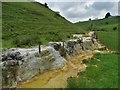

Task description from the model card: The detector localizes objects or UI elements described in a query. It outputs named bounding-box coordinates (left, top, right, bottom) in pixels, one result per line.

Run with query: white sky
left=35, top=0, right=119, bottom=23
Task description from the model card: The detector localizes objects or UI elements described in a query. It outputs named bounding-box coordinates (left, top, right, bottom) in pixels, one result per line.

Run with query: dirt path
left=18, top=51, right=93, bottom=88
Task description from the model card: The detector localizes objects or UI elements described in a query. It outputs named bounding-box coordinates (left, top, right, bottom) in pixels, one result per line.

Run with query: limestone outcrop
left=1, top=31, right=98, bottom=88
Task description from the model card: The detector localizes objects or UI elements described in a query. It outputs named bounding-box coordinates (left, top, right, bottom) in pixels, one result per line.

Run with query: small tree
left=105, top=12, right=111, bottom=18
left=113, top=27, right=117, bottom=30
left=89, top=18, right=91, bottom=21
left=44, top=3, right=48, bottom=8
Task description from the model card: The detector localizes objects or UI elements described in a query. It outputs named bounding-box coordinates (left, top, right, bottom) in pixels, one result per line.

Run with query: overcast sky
left=35, top=0, right=119, bottom=23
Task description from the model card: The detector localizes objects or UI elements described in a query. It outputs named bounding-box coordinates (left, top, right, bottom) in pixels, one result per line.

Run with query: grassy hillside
left=76, top=16, right=119, bottom=52
left=2, top=2, right=84, bottom=48
left=67, top=16, right=119, bottom=88
left=76, top=16, right=119, bottom=32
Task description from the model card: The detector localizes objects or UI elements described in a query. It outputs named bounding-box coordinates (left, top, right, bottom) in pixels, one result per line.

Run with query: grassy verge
left=96, top=31, right=118, bottom=52
left=67, top=53, right=118, bottom=88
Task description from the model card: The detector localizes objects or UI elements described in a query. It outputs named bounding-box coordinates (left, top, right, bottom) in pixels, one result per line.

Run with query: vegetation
left=97, top=31, right=118, bottom=52
left=67, top=53, right=118, bottom=88
left=2, top=2, right=119, bottom=50
left=44, top=3, right=49, bottom=8
left=67, top=15, right=119, bottom=88
left=2, top=2, right=119, bottom=88
left=105, top=12, right=111, bottom=18
left=76, top=16, right=119, bottom=31
left=2, top=2, right=84, bottom=48
left=76, top=16, right=119, bottom=52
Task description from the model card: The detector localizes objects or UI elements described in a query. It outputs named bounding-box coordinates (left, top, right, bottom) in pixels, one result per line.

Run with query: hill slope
left=67, top=17, right=119, bottom=88
left=75, top=16, right=119, bottom=31
left=75, top=16, right=119, bottom=52
left=2, top=2, right=83, bottom=48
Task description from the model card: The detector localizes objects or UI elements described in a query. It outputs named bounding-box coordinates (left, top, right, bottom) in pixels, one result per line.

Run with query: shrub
left=105, top=22, right=108, bottom=24
left=12, top=35, right=39, bottom=47
left=55, top=11, right=61, bottom=17
left=44, top=3, right=49, bottom=8
left=113, top=27, right=117, bottom=30
left=67, top=35, right=71, bottom=39
left=12, top=37, right=20, bottom=47
left=52, top=36, right=62, bottom=42
left=105, top=12, right=111, bottom=18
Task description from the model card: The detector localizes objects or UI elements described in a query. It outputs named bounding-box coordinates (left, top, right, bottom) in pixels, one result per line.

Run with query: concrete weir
left=1, top=32, right=99, bottom=88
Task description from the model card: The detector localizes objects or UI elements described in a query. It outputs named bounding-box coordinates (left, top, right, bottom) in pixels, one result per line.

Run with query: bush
left=67, top=35, right=71, bottom=39
left=44, top=3, right=49, bottom=8
left=105, top=12, right=111, bottom=18
left=55, top=11, right=61, bottom=17
left=12, top=35, right=39, bottom=47
left=100, top=28, right=105, bottom=31
left=51, top=36, right=62, bottom=42
left=105, top=22, right=108, bottom=24
left=113, top=27, right=117, bottom=30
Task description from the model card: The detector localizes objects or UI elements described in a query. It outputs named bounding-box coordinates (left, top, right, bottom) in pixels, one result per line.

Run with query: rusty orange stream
left=18, top=51, right=94, bottom=88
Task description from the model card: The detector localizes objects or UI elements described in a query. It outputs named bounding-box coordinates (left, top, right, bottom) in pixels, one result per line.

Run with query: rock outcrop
left=1, top=31, right=98, bottom=88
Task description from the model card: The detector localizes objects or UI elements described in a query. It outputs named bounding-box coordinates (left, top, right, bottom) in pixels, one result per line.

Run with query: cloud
left=35, top=0, right=118, bottom=23
left=35, top=0, right=119, bottom=2
left=92, top=2, right=116, bottom=10
left=48, top=2, right=91, bottom=21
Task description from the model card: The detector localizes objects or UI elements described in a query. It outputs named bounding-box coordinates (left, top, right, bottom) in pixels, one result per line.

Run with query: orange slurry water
left=18, top=51, right=93, bottom=88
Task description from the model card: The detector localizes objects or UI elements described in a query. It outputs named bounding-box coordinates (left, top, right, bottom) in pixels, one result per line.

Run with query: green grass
left=67, top=14, right=119, bottom=89
left=67, top=53, right=118, bottom=88
left=2, top=2, right=119, bottom=49
left=96, top=31, right=118, bottom=52
left=76, top=16, right=119, bottom=52
left=76, top=16, right=119, bottom=32
left=2, top=2, right=84, bottom=48
left=2, top=2, right=119, bottom=88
